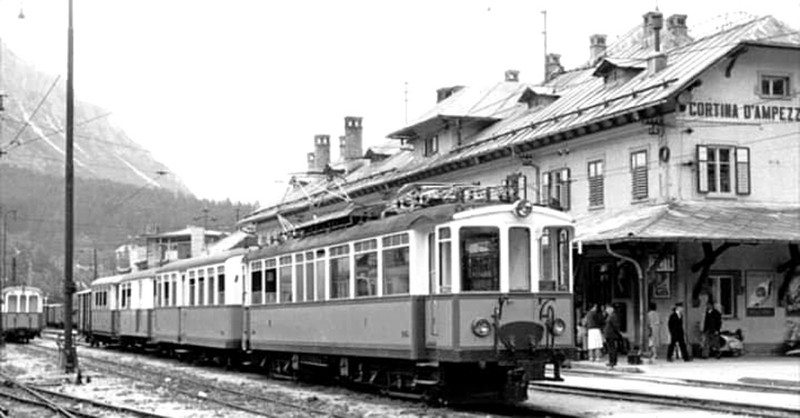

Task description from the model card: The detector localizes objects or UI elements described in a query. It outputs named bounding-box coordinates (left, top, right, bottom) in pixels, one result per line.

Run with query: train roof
left=245, top=203, right=466, bottom=262
left=157, top=249, right=247, bottom=274
left=75, top=288, right=91, bottom=296
left=91, top=273, right=126, bottom=287
left=2, top=285, right=43, bottom=296
left=118, top=267, right=160, bottom=284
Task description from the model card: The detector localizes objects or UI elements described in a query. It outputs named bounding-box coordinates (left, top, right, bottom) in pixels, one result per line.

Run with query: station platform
left=566, top=355, right=800, bottom=392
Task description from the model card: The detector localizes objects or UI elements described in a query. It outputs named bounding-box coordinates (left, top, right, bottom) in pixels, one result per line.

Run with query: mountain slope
left=0, top=42, right=191, bottom=195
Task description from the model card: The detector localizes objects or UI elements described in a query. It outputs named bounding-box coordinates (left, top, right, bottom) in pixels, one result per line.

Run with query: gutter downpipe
left=605, top=241, right=646, bottom=357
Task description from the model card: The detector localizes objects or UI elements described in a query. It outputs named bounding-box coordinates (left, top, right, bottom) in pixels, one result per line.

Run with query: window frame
left=697, top=145, right=750, bottom=196
left=758, top=73, right=791, bottom=99
left=708, top=270, right=740, bottom=319
left=542, top=168, right=571, bottom=211
left=587, top=159, right=605, bottom=208
left=630, top=149, right=648, bottom=201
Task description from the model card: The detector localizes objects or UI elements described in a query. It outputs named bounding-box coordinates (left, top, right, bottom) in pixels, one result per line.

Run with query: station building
left=240, top=12, right=800, bottom=354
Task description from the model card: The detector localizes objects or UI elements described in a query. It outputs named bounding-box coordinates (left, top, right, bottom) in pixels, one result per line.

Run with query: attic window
left=424, top=135, right=439, bottom=156
left=759, top=74, right=790, bottom=99
left=593, top=59, right=643, bottom=86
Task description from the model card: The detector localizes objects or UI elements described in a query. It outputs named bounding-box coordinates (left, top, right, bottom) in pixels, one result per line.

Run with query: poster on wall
left=652, top=272, right=671, bottom=299
left=786, top=271, right=800, bottom=317
left=746, top=271, right=775, bottom=317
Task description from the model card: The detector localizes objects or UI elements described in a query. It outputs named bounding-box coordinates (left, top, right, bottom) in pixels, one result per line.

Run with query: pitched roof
left=241, top=16, right=799, bottom=227
left=388, top=81, right=533, bottom=138
left=575, top=202, right=800, bottom=244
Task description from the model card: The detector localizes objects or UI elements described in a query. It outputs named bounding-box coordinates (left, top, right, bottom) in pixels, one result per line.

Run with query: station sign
left=682, top=101, right=800, bottom=122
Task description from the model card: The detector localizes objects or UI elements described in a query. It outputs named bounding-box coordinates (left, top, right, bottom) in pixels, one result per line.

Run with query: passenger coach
left=2, top=285, right=44, bottom=342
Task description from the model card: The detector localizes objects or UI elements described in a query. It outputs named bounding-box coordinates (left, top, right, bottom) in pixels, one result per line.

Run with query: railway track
left=529, top=381, right=800, bottom=418
left=23, top=342, right=355, bottom=418
left=0, top=370, right=169, bottom=418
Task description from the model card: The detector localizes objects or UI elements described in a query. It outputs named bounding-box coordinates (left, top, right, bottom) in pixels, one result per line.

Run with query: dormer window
left=424, top=135, right=439, bottom=156
left=593, top=58, right=644, bottom=86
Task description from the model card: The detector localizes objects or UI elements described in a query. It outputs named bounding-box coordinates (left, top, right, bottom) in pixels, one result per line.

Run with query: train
left=1, top=285, right=44, bottom=342
left=77, top=193, right=576, bottom=403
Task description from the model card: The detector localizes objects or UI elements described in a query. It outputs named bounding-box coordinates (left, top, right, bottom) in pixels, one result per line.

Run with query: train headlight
left=471, top=318, right=492, bottom=338
left=514, top=199, right=533, bottom=218
left=547, top=318, right=567, bottom=336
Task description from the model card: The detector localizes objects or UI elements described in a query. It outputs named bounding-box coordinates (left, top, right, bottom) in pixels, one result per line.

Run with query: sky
left=0, top=0, right=798, bottom=205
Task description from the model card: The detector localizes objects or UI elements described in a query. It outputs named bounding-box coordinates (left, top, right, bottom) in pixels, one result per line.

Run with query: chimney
left=590, top=34, right=607, bottom=65
left=545, top=53, right=564, bottom=82
left=339, top=135, right=347, bottom=160
left=436, top=86, right=463, bottom=103
left=643, top=11, right=667, bottom=75
left=343, top=116, right=363, bottom=160
left=505, top=69, right=520, bottom=82
left=313, top=134, right=330, bottom=170
left=665, top=14, right=692, bottom=49
left=643, top=11, right=664, bottom=52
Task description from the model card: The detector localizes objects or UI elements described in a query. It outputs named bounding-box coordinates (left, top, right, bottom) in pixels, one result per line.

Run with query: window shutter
left=697, top=145, right=709, bottom=193
left=542, top=172, right=551, bottom=205
left=735, top=147, right=751, bottom=195
left=631, top=151, right=648, bottom=200
left=561, top=168, right=571, bottom=211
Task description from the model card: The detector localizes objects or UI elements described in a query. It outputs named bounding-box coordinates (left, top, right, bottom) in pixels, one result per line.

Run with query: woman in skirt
left=584, top=304, right=605, bottom=361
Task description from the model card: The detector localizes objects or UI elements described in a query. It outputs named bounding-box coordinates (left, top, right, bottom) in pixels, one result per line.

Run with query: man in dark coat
left=703, top=303, right=723, bottom=359
left=667, top=302, right=691, bottom=361
left=603, top=305, right=623, bottom=368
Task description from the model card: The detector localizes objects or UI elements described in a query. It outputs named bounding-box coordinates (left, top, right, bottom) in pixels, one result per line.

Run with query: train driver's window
left=509, top=227, right=531, bottom=292
left=8, top=295, right=17, bottom=312
left=250, top=261, right=263, bottom=304
left=460, top=227, right=500, bottom=292
left=539, top=227, right=572, bottom=292
left=438, top=228, right=452, bottom=293
left=383, top=233, right=409, bottom=295
left=20, top=294, right=28, bottom=312
left=30, top=295, right=39, bottom=312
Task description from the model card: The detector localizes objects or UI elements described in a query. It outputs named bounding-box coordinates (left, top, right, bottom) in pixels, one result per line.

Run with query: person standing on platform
left=603, top=305, right=623, bottom=368
left=667, top=302, right=691, bottom=362
left=647, top=303, right=661, bottom=359
left=703, top=303, right=723, bottom=359
left=584, top=304, right=604, bottom=362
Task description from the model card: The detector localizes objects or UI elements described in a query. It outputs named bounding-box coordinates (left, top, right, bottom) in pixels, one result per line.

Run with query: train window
left=217, top=266, right=225, bottom=305
left=355, top=239, right=378, bottom=297
left=295, top=254, right=305, bottom=302
left=198, top=270, right=206, bottom=306
left=279, top=256, right=293, bottom=303
left=305, top=252, right=315, bottom=302
left=428, top=233, right=436, bottom=294
left=207, top=268, right=215, bottom=305
left=460, top=227, right=500, bottom=292
left=330, top=244, right=350, bottom=299
left=8, top=295, right=18, bottom=312
left=30, top=295, right=39, bottom=312
left=383, top=233, right=409, bottom=295
left=20, top=295, right=28, bottom=312
left=251, top=262, right=263, bottom=304
left=439, top=228, right=452, bottom=293
left=170, top=273, right=177, bottom=306
left=315, top=249, right=326, bottom=301
left=539, top=227, right=572, bottom=292
left=509, top=227, right=532, bottom=292
left=265, top=259, right=277, bottom=303
left=189, top=271, right=196, bottom=306
left=164, top=277, right=171, bottom=307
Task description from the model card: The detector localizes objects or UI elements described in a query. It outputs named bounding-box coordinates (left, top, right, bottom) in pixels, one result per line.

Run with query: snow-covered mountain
left=0, top=42, right=191, bottom=195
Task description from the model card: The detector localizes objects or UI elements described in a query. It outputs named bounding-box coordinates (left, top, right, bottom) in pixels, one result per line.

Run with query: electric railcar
left=82, top=199, right=575, bottom=403
left=1, top=286, right=44, bottom=342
